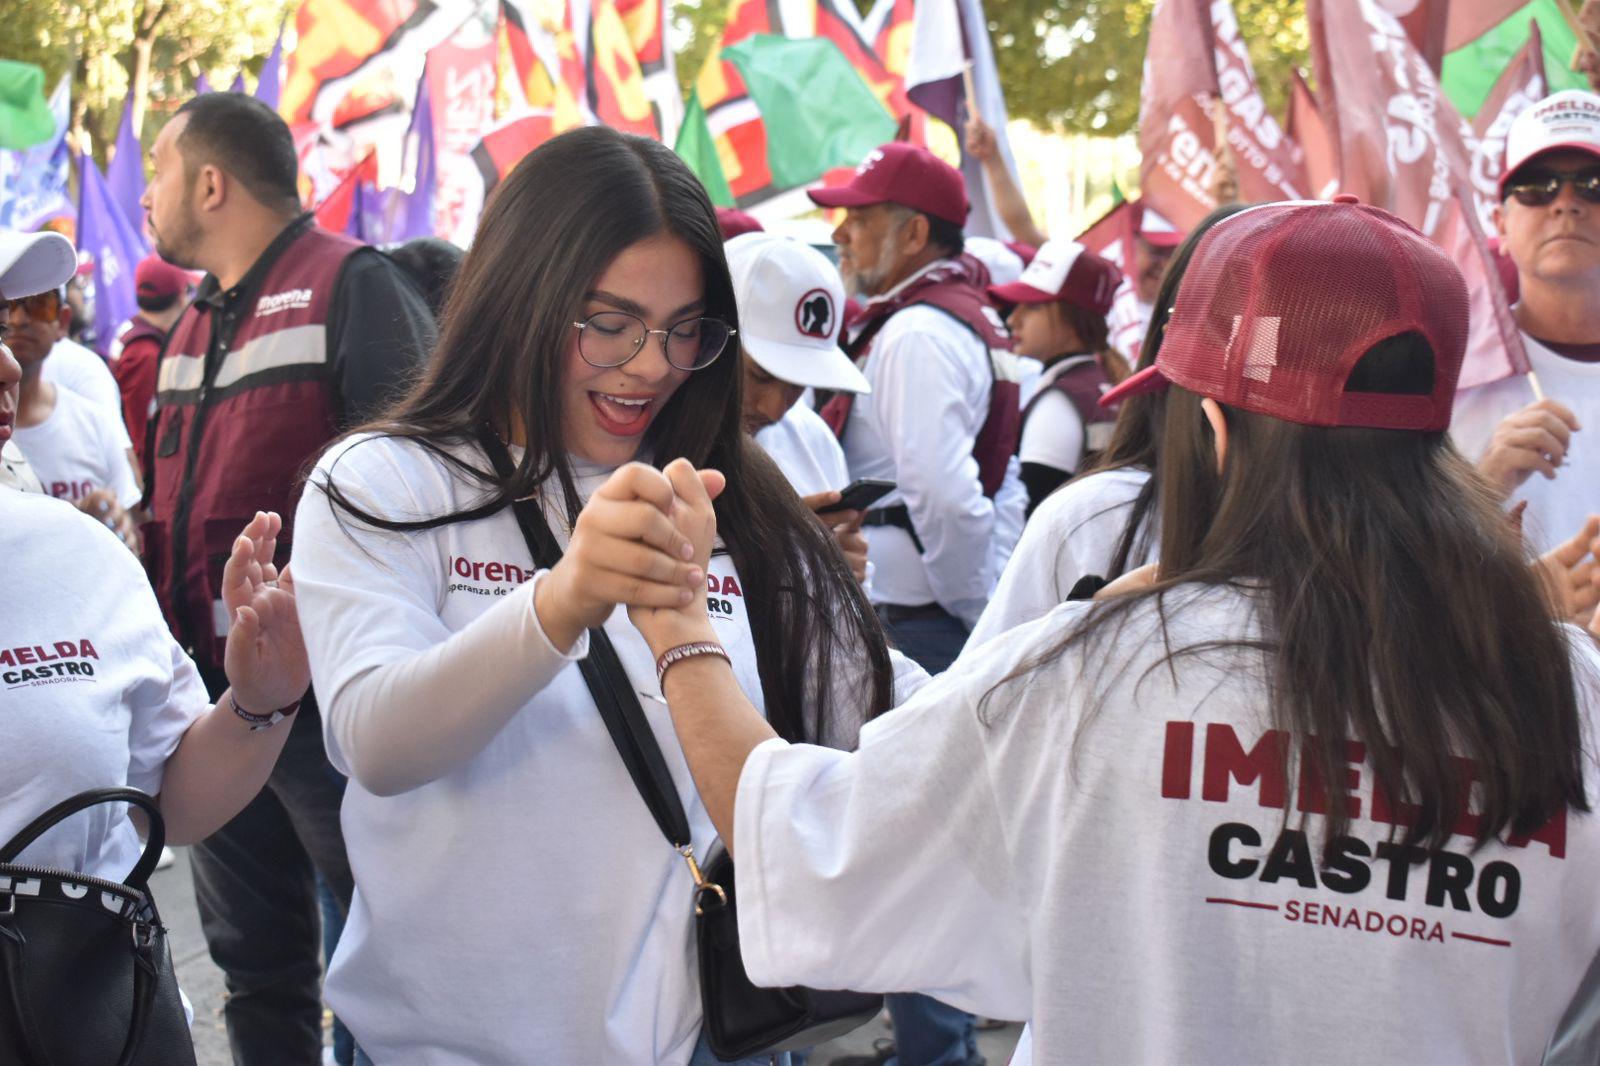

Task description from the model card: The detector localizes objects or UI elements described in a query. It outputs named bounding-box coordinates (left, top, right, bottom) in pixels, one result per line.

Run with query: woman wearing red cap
left=988, top=238, right=1125, bottom=517
left=629, top=200, right=1600, bottom=1062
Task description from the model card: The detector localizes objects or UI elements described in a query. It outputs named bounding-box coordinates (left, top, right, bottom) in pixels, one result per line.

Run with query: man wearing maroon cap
left=1453, top=90, right=1600, bottom=554
left=811, top=141, right=1016, bottom=1066
left=113, top=254, right=190, bottom=462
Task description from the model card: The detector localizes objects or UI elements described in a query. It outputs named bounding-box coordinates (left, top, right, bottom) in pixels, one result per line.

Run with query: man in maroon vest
left=810, top=142, right=1017, bottom=1066
left=140, top=92, right=435, bottom=1065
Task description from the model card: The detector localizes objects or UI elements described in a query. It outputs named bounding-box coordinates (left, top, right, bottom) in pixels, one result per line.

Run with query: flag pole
left=1557, top=0, right=1593, bottom=69
left=961, top=61, right=978, bottom=120
left=1529, top=369, right=1548, bottom=403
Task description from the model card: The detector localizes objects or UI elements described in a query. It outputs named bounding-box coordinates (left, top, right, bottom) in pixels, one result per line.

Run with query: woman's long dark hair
left=316, top=126, right=893, bottom=743
left=1090, top=203, right=1246, bottom=578
left=1003, top=334, right=1590, bottom=853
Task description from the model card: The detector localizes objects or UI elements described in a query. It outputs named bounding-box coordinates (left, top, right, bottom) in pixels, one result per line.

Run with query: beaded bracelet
left=655, top=641, right=730, bottom=686
left=228, top=691, right=302, bottom=732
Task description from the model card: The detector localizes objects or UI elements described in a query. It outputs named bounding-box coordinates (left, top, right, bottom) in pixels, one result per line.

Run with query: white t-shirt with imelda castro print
left=289, top=434, right=927, bottom=1066
left=733, top=584, right=1600, bottom=1065
left=0, top=489, right=207, bottom=882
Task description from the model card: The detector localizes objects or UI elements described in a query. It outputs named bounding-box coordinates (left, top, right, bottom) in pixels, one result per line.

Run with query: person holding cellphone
left=728, top=231, right=873, bottom=583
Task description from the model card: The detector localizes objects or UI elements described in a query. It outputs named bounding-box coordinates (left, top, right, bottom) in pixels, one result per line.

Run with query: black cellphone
left=826, top=477, right=896, bottom=513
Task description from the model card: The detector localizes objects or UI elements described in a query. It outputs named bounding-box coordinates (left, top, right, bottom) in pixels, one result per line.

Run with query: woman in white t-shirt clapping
left=290, top=126, right=918, bottom=1065
left=632, top=200, right=1600, bottom=1063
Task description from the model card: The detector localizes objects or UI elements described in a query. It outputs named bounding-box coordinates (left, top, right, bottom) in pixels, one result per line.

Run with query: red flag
left=469, top=110, right=558, bottom=196
left=1469, top=20, right=1548, bottom=230
left=1139, top=0, right=1306, bottom=230
left=312, top=151, right=378, bottom=233
left=1287, top=70, right=1338, bottom=200
left=1309, top=0, right=1528, bottom=389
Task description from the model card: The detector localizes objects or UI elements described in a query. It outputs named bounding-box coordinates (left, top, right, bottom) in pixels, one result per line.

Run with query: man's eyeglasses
left=0, top=290, right=62, bottom=323
left=571, top=311, right=735, bottom=372
left=1504, top=168, right=1600, bottom=207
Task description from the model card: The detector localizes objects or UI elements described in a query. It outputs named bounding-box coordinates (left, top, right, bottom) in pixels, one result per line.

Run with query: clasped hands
left=534, top=459, right=726, bottom=659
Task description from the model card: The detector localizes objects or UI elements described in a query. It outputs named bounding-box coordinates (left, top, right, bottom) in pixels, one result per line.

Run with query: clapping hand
left=1538, top=516, right=1600, bottom=625
left=221, top=511, right=309, bottom=714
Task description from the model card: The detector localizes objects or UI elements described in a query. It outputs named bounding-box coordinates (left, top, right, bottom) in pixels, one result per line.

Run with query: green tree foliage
left=990, top=0, right=1308, bottom=135
left=8, top=0, right=290, bottom=163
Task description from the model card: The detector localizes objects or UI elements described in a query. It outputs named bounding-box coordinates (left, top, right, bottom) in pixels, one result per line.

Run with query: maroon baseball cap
left=1099, top=199, right=1468, bottom=431
left=988, top=238, right=1123, bottom=316
left=136, top=254, right=190, bottom=299
left=807, top=143, right=969, bottom=226
left=716, top=207, right=764, bottom=241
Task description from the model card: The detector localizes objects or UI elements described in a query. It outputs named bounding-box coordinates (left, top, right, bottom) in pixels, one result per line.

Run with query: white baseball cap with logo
left=725, top=232, right=869, bottom=394
left=0, top=230, right=76, bottom=300
left=1499, top=89, right=1600, bottom=196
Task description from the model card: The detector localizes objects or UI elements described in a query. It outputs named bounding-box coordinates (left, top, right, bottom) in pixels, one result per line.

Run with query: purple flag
left=105, top=92, right=145, bottom=234
left=195, top=72, right=213, bottom=95
left=389, top=70, right=437, bottom=241
left=254, top=33, right=284, bottom=109
left=77, top=153, right=150, bottom=356
left=229, top=72, right=246, bottom=94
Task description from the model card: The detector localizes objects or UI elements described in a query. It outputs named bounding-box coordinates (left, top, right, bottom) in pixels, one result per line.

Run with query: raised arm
left=966, top=114, right=1047, bottom=247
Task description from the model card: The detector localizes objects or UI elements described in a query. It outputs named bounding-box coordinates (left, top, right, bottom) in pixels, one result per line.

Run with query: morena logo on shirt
left=2, top=639, right=99, bottom=687
left=256, top=288, right=314, bottom=317
left=447, top=555, right=537, bottom=598
left=1158, top=721, right=1567, bottom=949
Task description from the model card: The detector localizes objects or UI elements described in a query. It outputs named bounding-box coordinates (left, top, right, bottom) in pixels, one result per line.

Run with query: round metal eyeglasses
left=571, top=311, right=735, bottom=372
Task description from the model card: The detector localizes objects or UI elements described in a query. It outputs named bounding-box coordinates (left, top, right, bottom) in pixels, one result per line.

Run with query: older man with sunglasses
left=1454, top=90, right=1600, bottom=553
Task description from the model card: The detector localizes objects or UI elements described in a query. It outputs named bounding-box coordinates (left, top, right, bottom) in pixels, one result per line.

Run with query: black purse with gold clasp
left=481, top=431, right=882, bottom=1058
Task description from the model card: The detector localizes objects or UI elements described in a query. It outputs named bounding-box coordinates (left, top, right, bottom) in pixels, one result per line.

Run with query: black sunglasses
left=1503, top=168, right=1600, bottom=207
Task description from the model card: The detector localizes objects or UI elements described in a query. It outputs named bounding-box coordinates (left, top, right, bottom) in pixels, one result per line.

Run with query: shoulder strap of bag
left=476, top=431, right=693, bottom=853
left=0, top=787, right=165, bottom=890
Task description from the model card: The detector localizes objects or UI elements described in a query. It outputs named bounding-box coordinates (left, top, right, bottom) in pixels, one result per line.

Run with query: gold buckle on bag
left=679, top=844, right=727, bottom=916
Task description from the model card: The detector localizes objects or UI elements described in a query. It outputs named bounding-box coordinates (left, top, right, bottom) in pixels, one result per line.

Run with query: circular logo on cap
left=795, top=288, right=836, bottom=339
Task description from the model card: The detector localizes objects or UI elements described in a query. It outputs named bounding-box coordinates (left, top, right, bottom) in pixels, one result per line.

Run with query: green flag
left=1109, top=178, right=1126, bottom=207
left=721, top=35, right=899, bottom=190
left=0, top=61, right=56, bottom=151
left=674, top=91, right=735, bottom=208
left=1441, top=0, right=1589, bottom=119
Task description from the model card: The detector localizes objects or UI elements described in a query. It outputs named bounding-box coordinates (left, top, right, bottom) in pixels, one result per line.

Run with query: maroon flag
left=1309, top=0, right=1528, bottom=389
left=1139, top=0, right=1305, bottom=230
left=1287, top=70, right=1338, bottom=199
left=1469, top=20, right=1548, bottom=229
left=1387, top=0, right=1450, bottom=72
left=1447, top=1, right=1536, bottom=50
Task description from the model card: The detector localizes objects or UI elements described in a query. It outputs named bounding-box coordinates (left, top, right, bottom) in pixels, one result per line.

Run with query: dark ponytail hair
left=1001, top=333, right=1590, bottom=854
left=1092, top=203, right=1247, bottom=578
left=316, top=126, right=892, bottom=744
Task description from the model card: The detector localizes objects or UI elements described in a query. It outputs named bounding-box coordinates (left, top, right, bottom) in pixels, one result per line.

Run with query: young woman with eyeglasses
left=289, top=127, right=919, bottom=1064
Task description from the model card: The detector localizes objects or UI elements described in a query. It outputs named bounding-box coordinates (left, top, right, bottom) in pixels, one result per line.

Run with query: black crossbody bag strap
left=476, top=432, right=694, bottom=853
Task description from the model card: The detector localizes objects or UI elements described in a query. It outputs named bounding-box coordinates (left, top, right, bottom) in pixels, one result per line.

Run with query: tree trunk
left=129, top=36, right=154, bottom=137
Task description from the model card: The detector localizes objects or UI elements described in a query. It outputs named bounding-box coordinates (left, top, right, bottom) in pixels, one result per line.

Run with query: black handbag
left=0, top=787, right=196, bottom=1066
left=482, top=433, right=883, bottom=1058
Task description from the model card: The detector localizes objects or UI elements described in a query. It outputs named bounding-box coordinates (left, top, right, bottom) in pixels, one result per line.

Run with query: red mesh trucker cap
left=1098, top=199, right=1469, bottom=431
left=807, top=143, right=969, bottom=226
